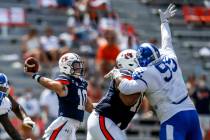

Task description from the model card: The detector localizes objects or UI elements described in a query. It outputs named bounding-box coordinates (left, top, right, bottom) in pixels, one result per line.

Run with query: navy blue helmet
left=136, top=43, right=160, bottom=67
left=0, top=73, right=9, bottom=93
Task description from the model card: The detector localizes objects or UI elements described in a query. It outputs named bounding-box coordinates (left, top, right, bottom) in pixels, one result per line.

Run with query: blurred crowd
left=186, top=74, right=210, bottom=139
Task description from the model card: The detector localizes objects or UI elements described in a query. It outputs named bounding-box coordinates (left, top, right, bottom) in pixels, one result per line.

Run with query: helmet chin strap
left=63, top=72, right=80, bottom=78
left=72, top=73, right=80, bottom=78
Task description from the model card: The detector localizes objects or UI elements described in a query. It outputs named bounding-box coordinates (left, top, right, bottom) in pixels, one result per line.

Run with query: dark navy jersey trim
left=172, top=95, right=188, bottom=104
left=139, top=78, right=148, bottom=87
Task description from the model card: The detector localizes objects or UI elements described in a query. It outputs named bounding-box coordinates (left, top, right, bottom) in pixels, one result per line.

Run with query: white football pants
left=87, top=110, right=127, bottom=140
left=42, top=116, right=80, bottom=140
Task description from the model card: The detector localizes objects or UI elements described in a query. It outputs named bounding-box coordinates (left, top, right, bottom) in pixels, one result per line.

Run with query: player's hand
left=104, top=68, right=121, bottom=79
left=23, top=117, right=35, bottom=129
left=159, top=3, right=176, bottom=23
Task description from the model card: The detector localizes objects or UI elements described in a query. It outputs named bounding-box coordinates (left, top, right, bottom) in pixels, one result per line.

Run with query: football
left=24, top=57, right=39, bottom=73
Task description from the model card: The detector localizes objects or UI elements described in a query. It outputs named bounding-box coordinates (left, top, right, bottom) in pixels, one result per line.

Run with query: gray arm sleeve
left=118, top=79, right=147, bottom=95
left=161, top=22, right=174, bottom=50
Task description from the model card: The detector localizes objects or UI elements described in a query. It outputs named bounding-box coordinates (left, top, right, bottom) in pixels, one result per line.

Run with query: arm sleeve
left=160, top=22, right=174, bottom=51
left=118, top=79, right=147, bottom=95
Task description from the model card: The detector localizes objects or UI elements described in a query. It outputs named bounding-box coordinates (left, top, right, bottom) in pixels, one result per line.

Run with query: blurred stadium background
left=0, top=0, right=210, bottom=140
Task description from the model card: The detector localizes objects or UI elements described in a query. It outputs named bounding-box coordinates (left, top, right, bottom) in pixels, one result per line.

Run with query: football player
left=0, top=73, right=35, bottom=140
left=87, top=49, right=143, bottom=140
left=106, top=4, right=202, bottom=140
left=24, top=53, right=93, bottom=140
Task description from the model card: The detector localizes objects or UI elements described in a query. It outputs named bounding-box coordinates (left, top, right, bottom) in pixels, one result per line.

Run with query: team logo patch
left=124, top=53, right=133, bottom=59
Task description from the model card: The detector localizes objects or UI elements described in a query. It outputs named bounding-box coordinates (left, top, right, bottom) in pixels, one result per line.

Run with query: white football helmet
left=59, top=53, right=84, bottom=76
left=116, top=49, right=139, bottom=71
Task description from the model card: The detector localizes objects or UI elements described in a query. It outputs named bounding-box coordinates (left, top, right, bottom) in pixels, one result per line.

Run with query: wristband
left=32, top=74, right=42, bottom=82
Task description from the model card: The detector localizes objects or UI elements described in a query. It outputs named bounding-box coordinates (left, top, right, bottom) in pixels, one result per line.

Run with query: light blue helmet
left=136, top=43, right=160, bottom=67
left=0, top=73, right=9, bottom=93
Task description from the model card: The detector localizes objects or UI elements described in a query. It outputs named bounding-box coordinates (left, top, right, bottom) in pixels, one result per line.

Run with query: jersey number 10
left=77, top=89, right=87, bottom=110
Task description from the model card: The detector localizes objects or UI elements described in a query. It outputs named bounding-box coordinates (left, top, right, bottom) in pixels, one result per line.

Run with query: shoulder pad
left=132, top=67, right=147, bottom=80
left=55, top=74, right=68, bottom=80
left=55, top=74, right=70, bottom=85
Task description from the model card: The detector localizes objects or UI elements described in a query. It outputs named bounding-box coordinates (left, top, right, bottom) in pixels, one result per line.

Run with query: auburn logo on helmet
left=124, top=53, right=133, bottom=59
left=61, top=56, right=68, bottom=62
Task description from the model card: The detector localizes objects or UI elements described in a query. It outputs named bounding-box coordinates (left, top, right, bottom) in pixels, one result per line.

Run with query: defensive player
left=24, top=53, right=93, bottom=140
left=0, top=73, right=35, bottom=140
left=87, top=49, right=143, bottom=140
left=106, top=4, right=202, bottom=140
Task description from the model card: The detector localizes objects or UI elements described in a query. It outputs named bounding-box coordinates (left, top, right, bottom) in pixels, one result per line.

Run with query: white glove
left=159, top=3, right=176, bottom=23
left=23, top=117, right=35, bottom=129
left=104, top=68, right=121, bottom=79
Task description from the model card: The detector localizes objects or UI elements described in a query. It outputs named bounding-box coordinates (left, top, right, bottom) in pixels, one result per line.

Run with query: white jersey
left=0, top=97, right=11, bottom=115
left=118, top=22, right=195, bottom=123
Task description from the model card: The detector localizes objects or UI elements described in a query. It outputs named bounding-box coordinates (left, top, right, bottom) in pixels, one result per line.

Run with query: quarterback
left=24, top=53, right=93, bottom=140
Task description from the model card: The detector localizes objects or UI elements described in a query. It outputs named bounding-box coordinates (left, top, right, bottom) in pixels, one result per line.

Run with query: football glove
left=104, top=68, right=121, bottom=79
left=23, top=117, right=35, bottom=129
left=159, top=3, right=176, bottom=23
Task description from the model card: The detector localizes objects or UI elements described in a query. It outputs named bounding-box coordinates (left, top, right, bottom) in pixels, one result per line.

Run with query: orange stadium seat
left=182, top=5, right=202, bottom=23
left=200, top=8, right=210, bottom=23
left=183, top=5, right=210, bottom=24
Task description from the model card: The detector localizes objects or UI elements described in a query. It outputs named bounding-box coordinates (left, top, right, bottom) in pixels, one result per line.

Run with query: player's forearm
left=118, top=79, right=145, bottom=95
left=0, top=114, right=24, bottom=140
left=161, top=22, right=173, bottom=50
left=32, top=74, right=62, bottom=93
left=4, top=124, right=24, bottom=140
left=85, top=98, right=94, bottom=113
left=8, top=95, right=27, bottom=121
left=114, top=77, right=138, bottom=95
left=39, top=77, right=57, bottom=90
left=159, top=3, right=176, bottom=50
left=13, top=105, right=28, bottom=121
